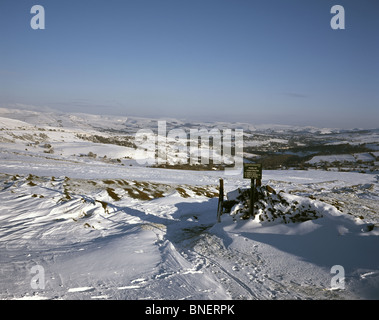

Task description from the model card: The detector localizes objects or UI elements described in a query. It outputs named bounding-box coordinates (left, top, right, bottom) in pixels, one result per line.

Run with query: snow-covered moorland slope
left=1, top=171, right=378, bottom=300
left=0, top=108, right=378, bottom=300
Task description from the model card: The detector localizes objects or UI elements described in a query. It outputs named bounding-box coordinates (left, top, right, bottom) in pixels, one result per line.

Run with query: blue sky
left=1, top=0, right=378, bottom=128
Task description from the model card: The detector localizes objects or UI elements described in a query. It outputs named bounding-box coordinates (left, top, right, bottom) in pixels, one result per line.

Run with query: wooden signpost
left=243, top=163, right=262, bottom=217
left=217, top=164, right=262, bottom=222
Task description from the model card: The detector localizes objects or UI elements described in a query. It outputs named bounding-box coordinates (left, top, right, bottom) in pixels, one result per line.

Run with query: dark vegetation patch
left=76, top=133, right=136, bottom=148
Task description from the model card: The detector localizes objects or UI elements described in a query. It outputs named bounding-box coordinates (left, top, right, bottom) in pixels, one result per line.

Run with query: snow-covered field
left=307, top=153, right=376, bottom=165
left=1, top=108, right=379, bottom=300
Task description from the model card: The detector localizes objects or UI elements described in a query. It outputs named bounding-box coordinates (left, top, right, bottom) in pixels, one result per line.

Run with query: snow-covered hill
left=0, top=107, right=379, bottom=300
left=1, top=171, right=378, bottom=300
left=0, top=106, right=360, bottom=135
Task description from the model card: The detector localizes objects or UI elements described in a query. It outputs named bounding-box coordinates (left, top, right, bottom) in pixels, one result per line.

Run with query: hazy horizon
left=1, top=0, right=378, bottom=129
left=3, top=103, right=379, bottom=131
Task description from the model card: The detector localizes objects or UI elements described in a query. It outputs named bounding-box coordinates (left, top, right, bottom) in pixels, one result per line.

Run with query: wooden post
left=249, top=178, right=255, bottom=217
left=217, top=178, right=224, bottom=223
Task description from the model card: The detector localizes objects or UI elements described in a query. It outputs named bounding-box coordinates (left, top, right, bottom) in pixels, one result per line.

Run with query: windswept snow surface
left=0, top=169, right=378, bottom=300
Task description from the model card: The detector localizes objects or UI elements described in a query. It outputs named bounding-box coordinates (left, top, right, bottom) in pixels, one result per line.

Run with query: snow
left=0, top=117, right=34, bottom=130
left=1, top=171, right=378, bottom=300
left=307, top=154, right=356, bottom=164
left=307, top=153, right=376, bottom=165
left=355, top=153, right=375, bottom=162
left=0, top=108, right=379, bottom=300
